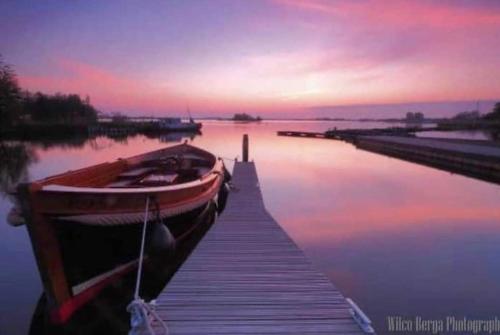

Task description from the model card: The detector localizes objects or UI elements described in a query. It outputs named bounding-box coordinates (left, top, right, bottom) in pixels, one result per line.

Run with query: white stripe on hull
left=56, top=180, right=221, bottom=226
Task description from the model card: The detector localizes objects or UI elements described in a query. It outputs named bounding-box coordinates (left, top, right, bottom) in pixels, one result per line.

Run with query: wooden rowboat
left=15, top=142, right=230, bottom=324
left=22, top=142, right=228, bottom=225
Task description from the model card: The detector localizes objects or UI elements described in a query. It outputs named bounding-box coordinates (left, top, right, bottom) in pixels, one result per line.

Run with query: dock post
left=242, top=134, right=249, bottom=162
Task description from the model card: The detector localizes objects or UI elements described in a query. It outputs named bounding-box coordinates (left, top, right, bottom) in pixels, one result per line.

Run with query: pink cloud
left=271, top=0, right=500, bottom=66
left=246, top=50, right=376, bottom=75
left=273, top=0, right=500, bottom=29
left=56, top=59, right=141, bottom=93
left=15, top=1, right=500, bottom=114
left=273, top=0, right=342, bottom=15
left=257, top=0, right=500, bottom=104
left=19, top=58, right=183, bottom=113
left=19, top=58, right=287, bottom=114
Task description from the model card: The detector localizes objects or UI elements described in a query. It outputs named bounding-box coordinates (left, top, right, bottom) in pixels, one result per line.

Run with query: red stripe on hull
left=49, top=261, right=138, bottom=324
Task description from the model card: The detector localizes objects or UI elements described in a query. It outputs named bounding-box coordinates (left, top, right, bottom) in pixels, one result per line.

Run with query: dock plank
left=152, top=162, right=368, bottom=334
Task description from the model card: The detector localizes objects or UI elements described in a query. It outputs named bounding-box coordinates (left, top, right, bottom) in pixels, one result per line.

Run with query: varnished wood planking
left=152, top=162, right=365, bottom=334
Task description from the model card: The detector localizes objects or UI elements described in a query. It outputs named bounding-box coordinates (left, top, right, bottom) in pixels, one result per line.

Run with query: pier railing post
left=243, top=134, right=249, bottom=162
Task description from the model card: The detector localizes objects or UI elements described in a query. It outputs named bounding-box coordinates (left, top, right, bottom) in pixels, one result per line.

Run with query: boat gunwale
left=41, top=162, right=222, bottom=194
left=35, top=143, right=224, bottom=194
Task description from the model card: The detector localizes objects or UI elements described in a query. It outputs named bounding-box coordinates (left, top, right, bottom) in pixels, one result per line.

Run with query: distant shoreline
left=2, top=118, right=499, bottom=142
left=197, top=117, right=442, bottom=123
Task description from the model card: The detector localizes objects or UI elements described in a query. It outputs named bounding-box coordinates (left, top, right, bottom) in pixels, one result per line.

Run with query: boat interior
left=39, top=145, right=216, bottom=189
left=109, top=153, right=214, bottom=188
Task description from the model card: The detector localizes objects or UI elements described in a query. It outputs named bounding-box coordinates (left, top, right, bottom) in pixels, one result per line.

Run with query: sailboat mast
left=187, top=104, right=194, bottom=123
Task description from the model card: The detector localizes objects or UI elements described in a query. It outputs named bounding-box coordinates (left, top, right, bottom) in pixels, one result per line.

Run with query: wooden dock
left=278, top=129, right=500, bottom=185
left=151, top=161, right=372, bottom=334
left=277, top=127, right=422, bottom=141
left=277, top=130, right=328, bottom=139
left=355, top=135, right=500, bottom=185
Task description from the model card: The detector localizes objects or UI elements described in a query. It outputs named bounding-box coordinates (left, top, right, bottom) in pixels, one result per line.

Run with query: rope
left=127, top=196, right=169, bottom=335
left=127, top=299, right=168, bottom=335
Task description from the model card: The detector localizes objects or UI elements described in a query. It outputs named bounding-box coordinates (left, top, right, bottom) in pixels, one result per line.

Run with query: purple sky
left=1, top=0, right=500, bottom=117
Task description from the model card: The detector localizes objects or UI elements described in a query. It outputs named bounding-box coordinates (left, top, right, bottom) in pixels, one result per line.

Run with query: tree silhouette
left=483, top=102, right=500, bottom=121
left=1, top=55, right=98, bottom=127
left=24, top=92, right=98, bottom=124
left=0, top=55, right=21, bottom=128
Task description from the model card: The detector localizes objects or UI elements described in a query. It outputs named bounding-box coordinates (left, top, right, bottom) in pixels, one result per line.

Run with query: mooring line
left=127, top=196, right=169, bottom=335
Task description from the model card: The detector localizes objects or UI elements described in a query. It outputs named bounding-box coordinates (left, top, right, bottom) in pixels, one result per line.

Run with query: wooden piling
left=242, top=134, right=249, bottom=162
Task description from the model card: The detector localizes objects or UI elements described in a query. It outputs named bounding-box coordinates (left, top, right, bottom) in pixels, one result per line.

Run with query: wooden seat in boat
left=138, top=173, right=178, bottom=186
left=118, top=167, right=155, bottom=179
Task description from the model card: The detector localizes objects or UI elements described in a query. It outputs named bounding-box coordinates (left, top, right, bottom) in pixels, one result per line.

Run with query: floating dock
left=277, top=127, right=423, bottom=141
left=151, top=159, right=373, bottom=334
left=277, top=130, right=328, bottom=139
left=278, top=129, right=500, bottom=185
left=355, top=135, right=500, bottom=185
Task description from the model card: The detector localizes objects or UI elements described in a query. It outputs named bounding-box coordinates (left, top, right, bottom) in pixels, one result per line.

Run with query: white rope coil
left=127, top=298, right=168, bottom=335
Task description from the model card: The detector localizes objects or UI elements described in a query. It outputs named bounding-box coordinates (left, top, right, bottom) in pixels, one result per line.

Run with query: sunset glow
left=2, top=0, right=500, bottom=116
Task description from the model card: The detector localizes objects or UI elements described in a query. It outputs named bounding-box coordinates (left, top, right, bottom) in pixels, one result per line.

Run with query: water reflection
left=190, top=122, right=500, bottom=332
left=156, top=130, right=200, bottom=143
left=1, top=121, right=499, bottom=334
left=0, top=142, right=38, bottom=196
left=0, top=130, right=201, bottom=196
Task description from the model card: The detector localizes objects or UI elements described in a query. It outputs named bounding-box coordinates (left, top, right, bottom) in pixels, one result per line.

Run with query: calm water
left=1, top=120, right=500, bottom=334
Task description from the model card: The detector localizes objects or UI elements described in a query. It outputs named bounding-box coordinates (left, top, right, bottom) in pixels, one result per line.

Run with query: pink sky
left=2, top=0, right=500, bottom=117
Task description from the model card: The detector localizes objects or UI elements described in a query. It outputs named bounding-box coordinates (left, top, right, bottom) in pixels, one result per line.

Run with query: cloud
left=273, top=0, right=500, bottom=30
left=19, top=58, right=181, bottom=112
left=270, top=0, right=500, bottom=66
left=258, top=0, right=500, bottom=104
left=14, top=1, right=500, bottom=113
left=243, top=48, right=396, bottom=79
left=273, top=0, right=343, bottom=15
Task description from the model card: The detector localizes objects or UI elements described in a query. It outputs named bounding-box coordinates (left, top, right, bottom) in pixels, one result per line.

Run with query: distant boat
left=12, top=143, right=230, bottom=323
left=157, top=117, right=202, bottom=131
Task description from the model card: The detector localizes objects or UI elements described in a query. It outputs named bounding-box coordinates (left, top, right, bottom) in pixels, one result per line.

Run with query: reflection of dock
left=354, top=136, right=500, bottom=185
left=151, top=142, right=373, bottom=334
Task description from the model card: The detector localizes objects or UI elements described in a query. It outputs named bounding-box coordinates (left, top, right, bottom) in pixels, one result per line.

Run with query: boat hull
left=15, top=143, right=229, bottom=324
left=58, top=202, right=211, bottom=297
left=36, top=170, right=223, bottom=225
left=26, top=143, right=226, bottom=225
left=48, top=199, right=217, bottom=324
